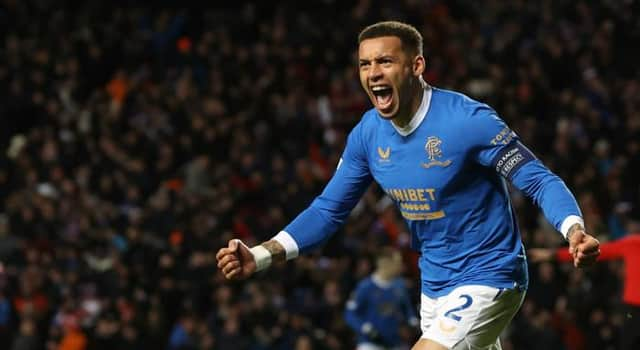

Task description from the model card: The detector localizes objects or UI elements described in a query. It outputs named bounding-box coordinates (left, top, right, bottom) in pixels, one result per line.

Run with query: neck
left=373, top=270, right=393, bottom=283
left=391, top=80, right=425, bottom=128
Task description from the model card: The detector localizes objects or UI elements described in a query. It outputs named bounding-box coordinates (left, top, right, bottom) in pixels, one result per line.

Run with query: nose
left=368, top=63, right=383, bottom=82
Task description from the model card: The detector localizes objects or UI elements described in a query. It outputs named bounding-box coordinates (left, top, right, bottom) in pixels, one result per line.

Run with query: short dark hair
left=358, top=21, right=423, bottom=56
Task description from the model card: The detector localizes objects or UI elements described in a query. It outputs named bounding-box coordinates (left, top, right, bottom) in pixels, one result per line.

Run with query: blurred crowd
left=1, top=0, right=639, bottom=349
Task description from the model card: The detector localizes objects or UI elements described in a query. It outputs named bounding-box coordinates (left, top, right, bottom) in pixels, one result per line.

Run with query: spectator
left=0, top=1, right=638, bottom=349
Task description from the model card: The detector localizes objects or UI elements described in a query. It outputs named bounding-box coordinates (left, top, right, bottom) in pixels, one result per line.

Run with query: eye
left=373, top=57, right=394, bottom=67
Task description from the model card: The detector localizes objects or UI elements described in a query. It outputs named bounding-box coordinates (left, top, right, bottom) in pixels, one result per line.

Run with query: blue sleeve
left=344, top=281, right=369, bottom=332
left=466, top=105, right=582, bottom=232
left=284, top=122, right=373, bottom=253
left=509, top=160, right=582, bottom=232
left=398, top=283, right=418, bottom=326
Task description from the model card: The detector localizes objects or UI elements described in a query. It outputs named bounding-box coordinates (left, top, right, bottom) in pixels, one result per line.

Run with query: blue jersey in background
left=345, top=276, right=418, bottom=347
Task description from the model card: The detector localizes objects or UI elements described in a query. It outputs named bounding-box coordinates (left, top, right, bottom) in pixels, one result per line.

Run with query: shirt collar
left=391, top=84, right=432, bottom=136
left=371, top=274, right=393, bottom=288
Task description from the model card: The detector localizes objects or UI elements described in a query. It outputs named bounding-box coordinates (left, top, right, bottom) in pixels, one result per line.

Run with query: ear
left=413, top=55, right=426, bottom=77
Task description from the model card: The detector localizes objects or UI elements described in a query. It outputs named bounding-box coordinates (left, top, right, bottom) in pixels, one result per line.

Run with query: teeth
left=372, top=86, right=390, bottom=92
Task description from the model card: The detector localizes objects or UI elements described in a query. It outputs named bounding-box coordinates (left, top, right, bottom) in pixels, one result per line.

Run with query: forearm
left=344, top=308, right=366, bottom=331
left=283, top=204, right=345, bottom=253
left=345, top=297, right=368, bottom=332
left=249, top=202, right=352, bottom=272
left=251, top=146, right=372, bottom=269
left=511, top=160, right=582, bottom=238
left=250, top=238, right=288, bottom=272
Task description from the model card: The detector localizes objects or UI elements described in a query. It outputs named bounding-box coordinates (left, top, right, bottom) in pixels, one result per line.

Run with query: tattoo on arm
left=567, top=223, right=585, bottom=241
left=261, top=240, right=286, bottom=264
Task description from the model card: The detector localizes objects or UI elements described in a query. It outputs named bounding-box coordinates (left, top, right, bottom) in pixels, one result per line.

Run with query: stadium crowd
left=1, top=0, right=639, bottom=349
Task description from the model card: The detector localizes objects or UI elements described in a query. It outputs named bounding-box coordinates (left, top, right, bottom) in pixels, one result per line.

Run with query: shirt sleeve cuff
left=560, top=215, right=584, bottom=239
left=272, top=231, right=299, bottom=260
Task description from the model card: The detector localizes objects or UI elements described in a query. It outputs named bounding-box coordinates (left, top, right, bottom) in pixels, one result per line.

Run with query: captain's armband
left=491, top=141, right=536, bottom=179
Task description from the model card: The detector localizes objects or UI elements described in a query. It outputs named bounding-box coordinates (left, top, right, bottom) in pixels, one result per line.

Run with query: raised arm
left=466, top=104, right=599, bottom=267
left=217, top=122, right=373, bottom=279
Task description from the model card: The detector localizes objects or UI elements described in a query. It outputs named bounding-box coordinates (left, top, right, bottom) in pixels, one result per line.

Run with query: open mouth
left=371, top=85, right=393, bottom=110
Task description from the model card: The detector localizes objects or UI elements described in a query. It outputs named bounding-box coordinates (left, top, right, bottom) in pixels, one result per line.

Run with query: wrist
left=249, top=245, right=272, bottom=272
left=560, top=215, right=584, bottom=240
left=566, top=223, right=585, bottom=241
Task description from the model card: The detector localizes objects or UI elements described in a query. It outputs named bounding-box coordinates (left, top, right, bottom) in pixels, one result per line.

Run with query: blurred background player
left=529, top=231, right=640, bottom=350
left=345, top=247, right=419, bottom=350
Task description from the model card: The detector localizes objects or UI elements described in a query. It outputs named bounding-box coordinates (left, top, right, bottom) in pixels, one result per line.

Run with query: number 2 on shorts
left=444, top=294, right=473, bottom=322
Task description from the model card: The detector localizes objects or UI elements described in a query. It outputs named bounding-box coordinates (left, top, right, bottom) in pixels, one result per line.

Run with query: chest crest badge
left=422, top=136, right=452, bottom=168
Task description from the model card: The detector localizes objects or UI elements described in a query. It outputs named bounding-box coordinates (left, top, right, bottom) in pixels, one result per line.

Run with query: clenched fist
left=216, top=239, right=256, bottom=280
left=567, top=228, right=600, bottom=268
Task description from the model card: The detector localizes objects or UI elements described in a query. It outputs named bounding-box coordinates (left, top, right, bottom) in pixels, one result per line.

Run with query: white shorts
left=357, top=343, right=406, bottom=350
left=420, top=285, right=525, bottom=349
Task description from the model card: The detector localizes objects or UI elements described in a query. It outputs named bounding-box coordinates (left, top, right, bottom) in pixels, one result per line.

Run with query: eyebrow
left=359, top=55, right=396, bottom=63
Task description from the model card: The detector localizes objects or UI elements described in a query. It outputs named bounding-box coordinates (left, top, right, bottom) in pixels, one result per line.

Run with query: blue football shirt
left=280, top=86, right=582, bottom=297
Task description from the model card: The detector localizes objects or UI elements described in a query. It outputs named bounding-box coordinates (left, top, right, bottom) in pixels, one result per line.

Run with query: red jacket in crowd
left=557, top=234, right=640, bottom=306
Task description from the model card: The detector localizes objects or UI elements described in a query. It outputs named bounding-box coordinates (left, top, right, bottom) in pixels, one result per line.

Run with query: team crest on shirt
left=422, top=136, right=452, bottom=168
left=377, top=146, right=391, bottom=162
